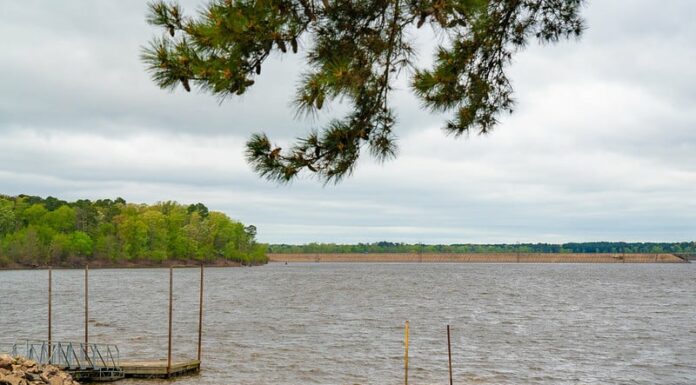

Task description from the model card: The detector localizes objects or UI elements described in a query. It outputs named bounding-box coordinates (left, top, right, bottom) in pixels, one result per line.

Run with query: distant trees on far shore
left=0, top=194, right=267, bottom=267
left=268, top=241, right=696, bottom=255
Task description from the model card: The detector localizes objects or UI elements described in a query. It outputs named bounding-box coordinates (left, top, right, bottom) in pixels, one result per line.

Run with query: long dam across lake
left=268, top=252, right=688, bottom=263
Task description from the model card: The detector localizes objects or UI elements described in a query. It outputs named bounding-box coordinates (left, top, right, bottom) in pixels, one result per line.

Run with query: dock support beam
left=404, top=320, right=409, bottom=385
left=167, top=266, right=173, bottom=377
left=198, top=264, right=204, bottom=362
left=447, top=325, right=453, bottom=385
left=85, top=265, right=89, bottom=346
left=48, top=267, right=52, bottom=363
left=165, top=265, right=205, bottom=378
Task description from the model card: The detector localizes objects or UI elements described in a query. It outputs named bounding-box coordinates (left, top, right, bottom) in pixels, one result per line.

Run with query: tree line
left=268, top=241, right=696, bottom=254
left=0, top=194, right=267, bottom=268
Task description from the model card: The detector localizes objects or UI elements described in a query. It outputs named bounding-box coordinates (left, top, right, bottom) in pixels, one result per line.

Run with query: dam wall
left=268, top=253, right=687, bottom=263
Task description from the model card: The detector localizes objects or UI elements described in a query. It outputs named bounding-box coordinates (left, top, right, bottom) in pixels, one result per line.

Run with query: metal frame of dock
left=3, top=265, right=205, bottom=381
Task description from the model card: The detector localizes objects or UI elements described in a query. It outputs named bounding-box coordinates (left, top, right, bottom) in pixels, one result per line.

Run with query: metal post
left=48, top=267, right=52, bottom=363
left=85, top=265, right=89, bottom=346
left=167, top=266, right=173, bottom=377
left=447, top=325, right=453, bottom=385
left=197, top=264, right=204, bottom=362
left=404, top=320, right=409, bottom=385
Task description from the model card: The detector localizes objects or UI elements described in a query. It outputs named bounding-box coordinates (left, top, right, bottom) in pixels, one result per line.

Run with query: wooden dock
left=120, top=359, right=200, bottom=378
left=4, top=266, right=208, bottom=382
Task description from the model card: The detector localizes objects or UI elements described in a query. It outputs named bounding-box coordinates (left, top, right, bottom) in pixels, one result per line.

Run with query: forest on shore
left=268, top=241, right=696, bottom=255
left=0, top=194, right=267, bottom=268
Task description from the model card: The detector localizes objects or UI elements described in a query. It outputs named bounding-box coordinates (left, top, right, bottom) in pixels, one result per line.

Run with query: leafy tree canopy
left=0, top=194, right=267, bottom=267
left=143, top=0, right=584, bottom=183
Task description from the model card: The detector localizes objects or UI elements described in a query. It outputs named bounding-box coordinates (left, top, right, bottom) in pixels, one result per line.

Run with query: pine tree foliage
left=143, top=0, right=584, bottom=183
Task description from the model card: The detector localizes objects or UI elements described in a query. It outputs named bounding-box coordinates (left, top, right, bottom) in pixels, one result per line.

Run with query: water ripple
left=1, top=263, right=694, bottom=384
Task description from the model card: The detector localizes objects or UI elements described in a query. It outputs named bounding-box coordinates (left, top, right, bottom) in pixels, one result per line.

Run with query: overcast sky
left=1, top=1, right=695, bottom=244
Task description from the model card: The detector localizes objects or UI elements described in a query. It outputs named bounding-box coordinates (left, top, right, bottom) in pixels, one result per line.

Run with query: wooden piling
left=447, top=325, right=453, bottom=385
left=404, top=320, right=409, bottom=385
left=85, top=265, right=89, bottom=346
left=167, top=266, right=173, bottom=377
left=197, top=264, right=204, bottom=362
left=47, top=267, right=52, bottom=362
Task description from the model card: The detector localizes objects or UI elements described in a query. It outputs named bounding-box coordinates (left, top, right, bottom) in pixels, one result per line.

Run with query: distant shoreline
left=0, top=258, right=246, bottom=271
left=268, top=253, right=688, bottom=263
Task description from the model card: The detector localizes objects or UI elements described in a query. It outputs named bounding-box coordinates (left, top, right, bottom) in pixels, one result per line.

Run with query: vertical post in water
left=48, top=267, right=52, bottom=363
left=167, top=266, right=173, bottom=377
left=85, top=265, right=89, bottom=346
left=197, top=264, right=204, bottom=362
left=447, top=325, right=453, bottom=385
left=404, top=320, right=409, bottom=385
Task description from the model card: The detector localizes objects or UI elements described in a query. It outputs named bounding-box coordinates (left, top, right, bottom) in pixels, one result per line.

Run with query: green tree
left=21, top=204, right=48, bottom=226
left=0, top=194, right=267, bottom=266
left=183, top=212, right=210, bottom=260
left=115, top=205, right=149, bottom=259
left=244, top=225, right=257, bottom=244
left=68, top=231, right=94, bottom=257
left=45, top=205, right=77, bottom=233
left=163, top=203, right=190, bottom=258
left=6, top=226, right=44, bottom=265
left=93, top=223, right=120, bottom=260
left=74, top=199, right=99, bottom=234
left=0, top=199, right=15, bottom=235
left=49, top=233, right=70, bottom=263
left=187, top=202, right=210, bottom=218
left=143, top=0, right=584, bottom=182
left=43, top=196, right=68, bottom=211
left=142, top=209, right=169, bottom=261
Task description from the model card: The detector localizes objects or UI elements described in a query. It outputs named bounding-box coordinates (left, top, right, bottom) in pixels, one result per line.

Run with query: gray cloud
left=1, top=0, right=695, bottom=243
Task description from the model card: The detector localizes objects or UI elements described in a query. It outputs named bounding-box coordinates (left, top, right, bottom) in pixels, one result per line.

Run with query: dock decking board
left=120, top=359, right=201, bottom=378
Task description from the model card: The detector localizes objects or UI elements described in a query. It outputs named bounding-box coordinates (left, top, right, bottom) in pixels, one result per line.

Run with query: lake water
left=1, top=263, right=695, bottom=384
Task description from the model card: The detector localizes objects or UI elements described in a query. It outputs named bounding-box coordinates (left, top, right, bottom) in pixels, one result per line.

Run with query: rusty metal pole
left=48, top=267, right=52, bottom=363
left=167, top=266, right=173, bottom=377
left=197, top=264, right=204, bottom=362
left=447, top=325, right=453, bottom=385
left=404, top=320, right=409, bottom=385
left=85, top=265, right=89, bottom=346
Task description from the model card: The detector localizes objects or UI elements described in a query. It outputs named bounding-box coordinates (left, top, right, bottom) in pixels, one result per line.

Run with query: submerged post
left=197, top=264, right=204, bottom=362
left=167, top=266, right=173, bottom=377
left=447, top=325, right=453, bottom=385
left=48, top=267, right=52, bottom=363
left=85, top=265, right=89, bottom=346
left=404, top=320, right=409, bottom=385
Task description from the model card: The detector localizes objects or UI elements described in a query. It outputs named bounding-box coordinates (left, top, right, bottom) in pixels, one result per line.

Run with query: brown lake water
left=1, top=263, right=695, bottom=384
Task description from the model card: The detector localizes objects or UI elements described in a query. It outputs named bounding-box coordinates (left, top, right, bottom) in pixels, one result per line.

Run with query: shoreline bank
left=0, top=258, right=246, bottom=271
left=268, top=252, right=688, bottom=263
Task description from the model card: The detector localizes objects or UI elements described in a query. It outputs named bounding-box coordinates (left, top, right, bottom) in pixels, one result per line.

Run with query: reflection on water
left=1, top=263, right=695, bottom=384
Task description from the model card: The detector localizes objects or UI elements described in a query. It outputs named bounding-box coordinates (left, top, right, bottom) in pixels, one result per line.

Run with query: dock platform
left=121, top=359, right=200, bottom=378
left=1, top=341, right=201, bottom=381
left=3, top=266, right=207, bottom=382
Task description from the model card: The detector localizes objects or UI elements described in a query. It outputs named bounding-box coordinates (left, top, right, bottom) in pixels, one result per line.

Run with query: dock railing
left=10, top=340, right=120, bottom=370
left=0, top=342, right=19, bottom=356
